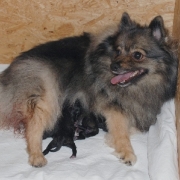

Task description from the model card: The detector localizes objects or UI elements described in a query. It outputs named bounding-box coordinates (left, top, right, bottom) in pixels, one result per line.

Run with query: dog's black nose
left=110, top=63, right=120, bottom=72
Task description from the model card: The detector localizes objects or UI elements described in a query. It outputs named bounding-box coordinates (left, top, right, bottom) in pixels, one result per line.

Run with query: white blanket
left=0, top=65, right=178, bottom=180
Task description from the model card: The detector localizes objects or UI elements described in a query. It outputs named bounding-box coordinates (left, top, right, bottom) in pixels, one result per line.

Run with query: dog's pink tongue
left=111, top=72, right=133, bottom=85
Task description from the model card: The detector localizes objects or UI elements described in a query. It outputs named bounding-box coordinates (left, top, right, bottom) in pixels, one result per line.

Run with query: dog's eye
left=132, top=51, right=144, bottom=61
left=116, top=49, right=121, bottom=56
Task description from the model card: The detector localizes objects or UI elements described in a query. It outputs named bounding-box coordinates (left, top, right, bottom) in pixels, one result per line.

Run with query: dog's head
left=109, top=12, right=178, bottom=88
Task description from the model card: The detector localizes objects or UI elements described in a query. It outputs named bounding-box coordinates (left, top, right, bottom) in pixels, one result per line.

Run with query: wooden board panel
left=0, top=0, right=175, bottom=63
left=173, top=0, right=180, bottom=175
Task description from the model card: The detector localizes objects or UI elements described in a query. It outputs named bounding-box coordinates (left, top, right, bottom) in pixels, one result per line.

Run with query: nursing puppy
left=42, top=100, right=78, bottom=158
left=43, top=100, right=103, bottom=157
left=0, top=13, right=177, bottom=167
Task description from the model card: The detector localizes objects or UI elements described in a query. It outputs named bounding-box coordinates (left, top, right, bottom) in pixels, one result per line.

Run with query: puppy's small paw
left=113, top=150, right=137, bottom=166
left=70, top=155, right=76, bottom=159
left=29, top=153, right=47, bottom=167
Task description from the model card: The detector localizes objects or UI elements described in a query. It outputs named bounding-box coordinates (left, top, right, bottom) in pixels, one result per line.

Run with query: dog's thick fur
left=0, top=13, right=177, bottom=167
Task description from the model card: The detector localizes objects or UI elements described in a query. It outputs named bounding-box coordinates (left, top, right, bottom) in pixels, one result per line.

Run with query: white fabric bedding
left=0, top=65, right=179, bottom=180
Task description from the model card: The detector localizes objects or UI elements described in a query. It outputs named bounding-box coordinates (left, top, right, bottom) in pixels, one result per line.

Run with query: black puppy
left=43, top=100, right=106, bottom=158
left=74, top=112, right=106, bottom=140
left=43, top=100, right=77, bottom=158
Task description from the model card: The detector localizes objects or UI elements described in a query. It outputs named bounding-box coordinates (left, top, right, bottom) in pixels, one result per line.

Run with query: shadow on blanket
left=43, top=100, right=107, bottom=158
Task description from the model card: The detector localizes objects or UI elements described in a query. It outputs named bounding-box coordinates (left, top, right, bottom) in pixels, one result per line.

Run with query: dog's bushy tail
left=0, top=84, right=19, bottom=131
left=0, top=64, right=38, bottom=133
left=0, top=60, right=60, bottom=134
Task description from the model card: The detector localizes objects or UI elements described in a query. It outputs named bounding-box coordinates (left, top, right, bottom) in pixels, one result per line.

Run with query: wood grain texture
left=0, top=0, right=175, bottom=63
left=173, top=0, right=180, bottom=176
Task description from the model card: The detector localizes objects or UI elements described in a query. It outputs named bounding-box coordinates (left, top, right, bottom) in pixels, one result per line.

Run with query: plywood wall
left=0, top=0, right=175, bottom=63
left=173, top=0, right=180, bottom=176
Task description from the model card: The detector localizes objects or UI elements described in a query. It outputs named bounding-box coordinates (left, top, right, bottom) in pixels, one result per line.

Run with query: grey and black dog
left=0, top=12, right=177, bottom=167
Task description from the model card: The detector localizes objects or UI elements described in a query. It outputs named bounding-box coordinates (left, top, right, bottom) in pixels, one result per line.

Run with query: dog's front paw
left=113, top=150, right=137, bottom=166
left=29, top=153, right=47, bottom=167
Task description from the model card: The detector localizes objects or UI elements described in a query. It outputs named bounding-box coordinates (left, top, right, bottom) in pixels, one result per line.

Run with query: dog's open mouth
left=111, top=69, right=147, bottom=87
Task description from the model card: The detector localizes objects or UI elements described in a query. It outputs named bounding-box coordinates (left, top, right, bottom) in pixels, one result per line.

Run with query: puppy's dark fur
left=42, top=100, right=77, bottom=158
left=43, top=100, right=106, bottom=157
left=0, top=13, right=177, bottom=167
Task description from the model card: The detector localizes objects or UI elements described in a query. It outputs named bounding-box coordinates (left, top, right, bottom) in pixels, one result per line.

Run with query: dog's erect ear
left=119, top=12, right=133, bottom=30
left=149, top=16, right=166, bottom=41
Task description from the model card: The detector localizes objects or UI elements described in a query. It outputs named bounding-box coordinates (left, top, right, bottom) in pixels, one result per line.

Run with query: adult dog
left=0, top=13, right=177, bottom=167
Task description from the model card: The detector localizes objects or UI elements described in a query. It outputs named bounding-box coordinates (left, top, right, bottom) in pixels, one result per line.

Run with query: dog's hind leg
left=43, top=136, right=64, bottom=155
left=64, top=138, right=77, bottom=158
left=0, top=61, right=60, bottom=167
left=69, top=142, right=77, bottom=158
left=26, top=117, right=48, bottom=167
left=25, top=94, right=59, bottom=167
left=104, top=108, right=137, bottom=166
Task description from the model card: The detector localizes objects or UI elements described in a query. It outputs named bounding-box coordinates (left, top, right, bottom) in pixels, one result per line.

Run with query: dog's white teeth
left=130, top=71, right=138, bottom=78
